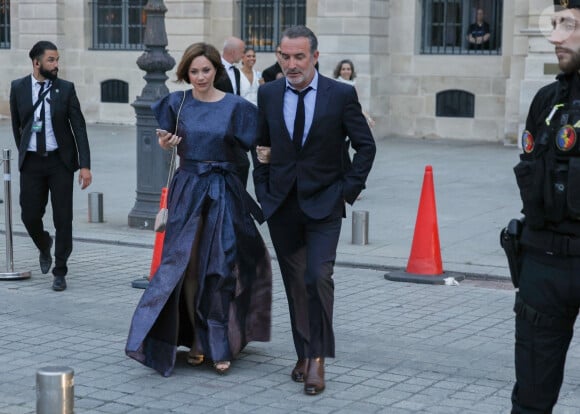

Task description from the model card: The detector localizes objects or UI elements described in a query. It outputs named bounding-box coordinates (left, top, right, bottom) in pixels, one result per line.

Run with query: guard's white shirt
left=28, top=74, right=57, bottom=152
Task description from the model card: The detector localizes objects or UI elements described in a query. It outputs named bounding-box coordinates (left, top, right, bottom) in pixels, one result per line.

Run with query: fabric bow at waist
left=179, top=160, right=264, bottom=224
left=179, top=160, right=237, bottom=175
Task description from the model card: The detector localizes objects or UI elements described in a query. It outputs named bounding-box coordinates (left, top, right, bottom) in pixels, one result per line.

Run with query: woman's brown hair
left=175, top=42, right=225, bottom=84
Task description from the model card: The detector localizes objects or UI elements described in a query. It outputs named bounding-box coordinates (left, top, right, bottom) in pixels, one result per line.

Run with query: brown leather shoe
left=291, top=358, right=308, bottom=382
left=304, top=357, right=325, bottom=395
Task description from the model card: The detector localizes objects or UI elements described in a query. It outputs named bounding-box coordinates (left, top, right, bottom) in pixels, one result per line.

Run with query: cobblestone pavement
left=2, top=235, right=580, bottom=414
left=2, top=122, right=580, bottom=413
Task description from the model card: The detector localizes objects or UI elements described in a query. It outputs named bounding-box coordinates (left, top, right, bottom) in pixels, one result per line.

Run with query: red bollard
left=149, top=187, right=168, bottom=279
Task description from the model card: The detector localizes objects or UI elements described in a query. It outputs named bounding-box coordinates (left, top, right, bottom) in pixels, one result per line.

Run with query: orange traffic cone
left=149, top=187, right=168, bottom=279
left=406, top=165, right=443, bottom=275
left=385, top=166, right=461, bottom=285
left=131, top=187, right=168, bottom=289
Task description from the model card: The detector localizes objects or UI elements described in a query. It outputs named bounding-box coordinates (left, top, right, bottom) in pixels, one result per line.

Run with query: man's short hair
left=29, top=41, right=58, bottom=61
left=280, top=26, right=318, bottom=55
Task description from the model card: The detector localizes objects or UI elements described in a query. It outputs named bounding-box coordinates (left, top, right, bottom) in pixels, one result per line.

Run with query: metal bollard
left=0, top=149, right=31, bottom=280
left=36, top=366, right=74, bottom=414
left=88, top=192, right=103, bottom=223
left=352, top=210, right=369, bottom=245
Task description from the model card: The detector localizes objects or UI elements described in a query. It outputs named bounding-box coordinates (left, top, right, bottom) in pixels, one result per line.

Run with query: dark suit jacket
left=214, top=66, right=241, bottom=95
left=261, top=62, right=283, bottom=83
left=253, top=74, right=376, bottom=220
left=10, top=75, right=91, bottom=172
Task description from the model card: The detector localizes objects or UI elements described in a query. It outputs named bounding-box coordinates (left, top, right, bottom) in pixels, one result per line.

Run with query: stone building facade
left=0, top=0, right=561, bottom=143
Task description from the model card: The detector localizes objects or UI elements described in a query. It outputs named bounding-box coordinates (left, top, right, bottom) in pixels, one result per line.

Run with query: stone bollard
left=352, top=210, right=369, bottom=245
left=88, top=192, right=104, bottom=223
left=36, top=366, right=74, bottom=414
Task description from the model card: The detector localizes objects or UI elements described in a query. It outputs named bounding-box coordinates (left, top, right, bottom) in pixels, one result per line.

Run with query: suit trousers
left=267, top=187, right=341, bottom=358
left=511, top=248, right=580, bottom=414
left=20, top=151, right=74, bottom=276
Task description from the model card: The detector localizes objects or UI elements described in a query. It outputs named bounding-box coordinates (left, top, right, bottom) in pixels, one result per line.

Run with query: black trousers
left=267, top=188, right=341, bottom=359
left=20, top=151, right=73, bottom=276
left=512, top=248, right=580, bottom=413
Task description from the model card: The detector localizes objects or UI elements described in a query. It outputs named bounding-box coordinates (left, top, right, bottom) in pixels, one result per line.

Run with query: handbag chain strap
left=166, top=90, right=186, bottom=188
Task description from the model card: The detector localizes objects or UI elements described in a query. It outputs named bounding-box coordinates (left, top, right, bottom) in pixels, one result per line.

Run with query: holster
left=500, top=218, right=524, bottom=288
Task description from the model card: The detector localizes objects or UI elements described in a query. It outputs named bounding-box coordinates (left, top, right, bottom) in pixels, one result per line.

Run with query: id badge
left=31, top=119, right=43, bottom=133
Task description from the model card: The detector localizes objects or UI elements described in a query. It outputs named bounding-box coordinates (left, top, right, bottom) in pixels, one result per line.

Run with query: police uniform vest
left=516, top=81, right=580, bottom=231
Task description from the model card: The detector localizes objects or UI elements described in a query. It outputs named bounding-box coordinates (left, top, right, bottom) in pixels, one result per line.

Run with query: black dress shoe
left=304, top=357, right=325, bottom=395
left=291, top=358, right=308, bottom=382
left=52, top=275, right=66, bottom=291
left=39, top=238, right=53, bottom=274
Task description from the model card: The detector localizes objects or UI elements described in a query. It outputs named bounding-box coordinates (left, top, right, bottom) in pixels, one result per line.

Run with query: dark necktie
left=291, top=86, right=312, bottom=151
left=37, top=81, right=46, bottom=156
left=231, top=66, right=241, bottom=95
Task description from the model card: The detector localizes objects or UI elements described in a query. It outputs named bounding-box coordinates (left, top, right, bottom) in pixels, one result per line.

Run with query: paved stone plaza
left=2, top=123, right=580, bottom=413
left=1, top=236, right=580, bottom=413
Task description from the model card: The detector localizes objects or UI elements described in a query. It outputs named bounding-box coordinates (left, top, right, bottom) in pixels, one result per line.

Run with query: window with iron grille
left=421, top=0, right=503, bottom=55
left=101, top=79, right=129, bottom=103
left=436, top=90, right=475, bottom=117
left=0, top=0, right=10, bottom=49
left=240, top=0, right=306, bottom=52
left=92, top=0, right=147, bottom=50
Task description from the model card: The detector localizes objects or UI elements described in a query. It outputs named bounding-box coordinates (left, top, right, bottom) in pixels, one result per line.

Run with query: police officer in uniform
left=511, top=1, right=580, bottom=412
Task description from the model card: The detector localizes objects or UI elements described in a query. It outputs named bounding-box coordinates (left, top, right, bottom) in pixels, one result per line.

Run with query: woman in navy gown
left=126, top=42, right=272, bottom=377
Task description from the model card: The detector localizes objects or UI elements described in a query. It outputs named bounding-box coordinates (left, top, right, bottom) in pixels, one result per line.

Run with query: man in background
left=214, top=36, right=251, bottom=187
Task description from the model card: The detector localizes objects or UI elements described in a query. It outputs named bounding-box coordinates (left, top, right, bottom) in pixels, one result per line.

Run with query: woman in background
left=333, top=59, right=374, bottom=200
left=240, top=47, right=261, bottom=105
left=333, top=59, right=375, bottom=127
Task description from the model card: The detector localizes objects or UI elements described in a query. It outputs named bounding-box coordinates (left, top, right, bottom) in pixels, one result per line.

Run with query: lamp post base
left=0, top=270, right=32, bottom=280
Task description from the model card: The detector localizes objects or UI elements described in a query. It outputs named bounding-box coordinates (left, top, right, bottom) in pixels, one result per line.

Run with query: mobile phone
left=156, top=128, right=169, bottom=135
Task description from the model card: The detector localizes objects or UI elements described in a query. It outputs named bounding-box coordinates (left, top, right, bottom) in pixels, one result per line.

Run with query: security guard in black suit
left=509, top=1, right=580, bottom=412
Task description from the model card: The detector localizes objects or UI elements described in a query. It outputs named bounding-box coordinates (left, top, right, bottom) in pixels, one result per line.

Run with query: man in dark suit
left=214, top=36, right=251, bottom=187
left=253, top=26, right=376, bottom=395
left=261, top=44, right=284, bottom=83
left=10, top=40, right=92, bottom=291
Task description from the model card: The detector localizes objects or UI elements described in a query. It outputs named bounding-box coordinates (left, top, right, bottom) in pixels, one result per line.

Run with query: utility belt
left=520, top=226, right=580, bottom=256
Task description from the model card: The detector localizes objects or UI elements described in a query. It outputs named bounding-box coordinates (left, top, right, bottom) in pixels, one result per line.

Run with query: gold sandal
left=213, top=361, right=231, bottom=374
left=187, top=354, right=205, bottom=367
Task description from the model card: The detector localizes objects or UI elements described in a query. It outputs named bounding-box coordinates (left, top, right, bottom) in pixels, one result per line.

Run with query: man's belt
left=521, top=227, right=580, bottom=256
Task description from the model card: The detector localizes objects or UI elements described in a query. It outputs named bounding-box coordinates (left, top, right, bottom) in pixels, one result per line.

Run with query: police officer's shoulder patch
left=522, top=130, right=534, bottom=153
left=556, top=125, right=577, bottom=151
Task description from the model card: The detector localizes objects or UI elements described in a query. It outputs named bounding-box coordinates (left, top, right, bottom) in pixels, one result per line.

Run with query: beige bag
left=154, top=207, right=169, bottom=233
left=154, top=91, right=186, bottom=233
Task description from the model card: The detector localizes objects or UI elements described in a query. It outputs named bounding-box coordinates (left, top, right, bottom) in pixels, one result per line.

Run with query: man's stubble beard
left=559, top=47, right=580, bottom=74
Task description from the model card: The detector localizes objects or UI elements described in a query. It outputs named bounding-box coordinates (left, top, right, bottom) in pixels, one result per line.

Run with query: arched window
left=436, top=90, right=475, bottom=118
left=101, top=79, right=129, bottom=103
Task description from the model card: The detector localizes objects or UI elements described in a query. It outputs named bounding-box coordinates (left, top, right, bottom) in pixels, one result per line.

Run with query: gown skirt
left=126, top=161, right=272, bottom=377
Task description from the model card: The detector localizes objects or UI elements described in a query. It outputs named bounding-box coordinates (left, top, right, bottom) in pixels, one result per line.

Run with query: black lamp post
left=128, top=0, right=175, bottom=229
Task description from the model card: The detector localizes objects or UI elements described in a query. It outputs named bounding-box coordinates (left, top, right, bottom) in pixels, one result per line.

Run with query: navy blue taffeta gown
left=126, top=90, right=272, bottom=377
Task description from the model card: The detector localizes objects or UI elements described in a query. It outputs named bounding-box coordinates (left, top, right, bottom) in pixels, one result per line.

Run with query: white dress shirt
left=28, top=75, right=57, bottom=152
left=283, top=71, right=319, bottom=146
left=221, top=57, right=238, bottom=93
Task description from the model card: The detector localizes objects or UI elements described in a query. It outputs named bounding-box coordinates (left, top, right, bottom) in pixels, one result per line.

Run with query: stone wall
left=0, top=0, right=560, bottom=144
